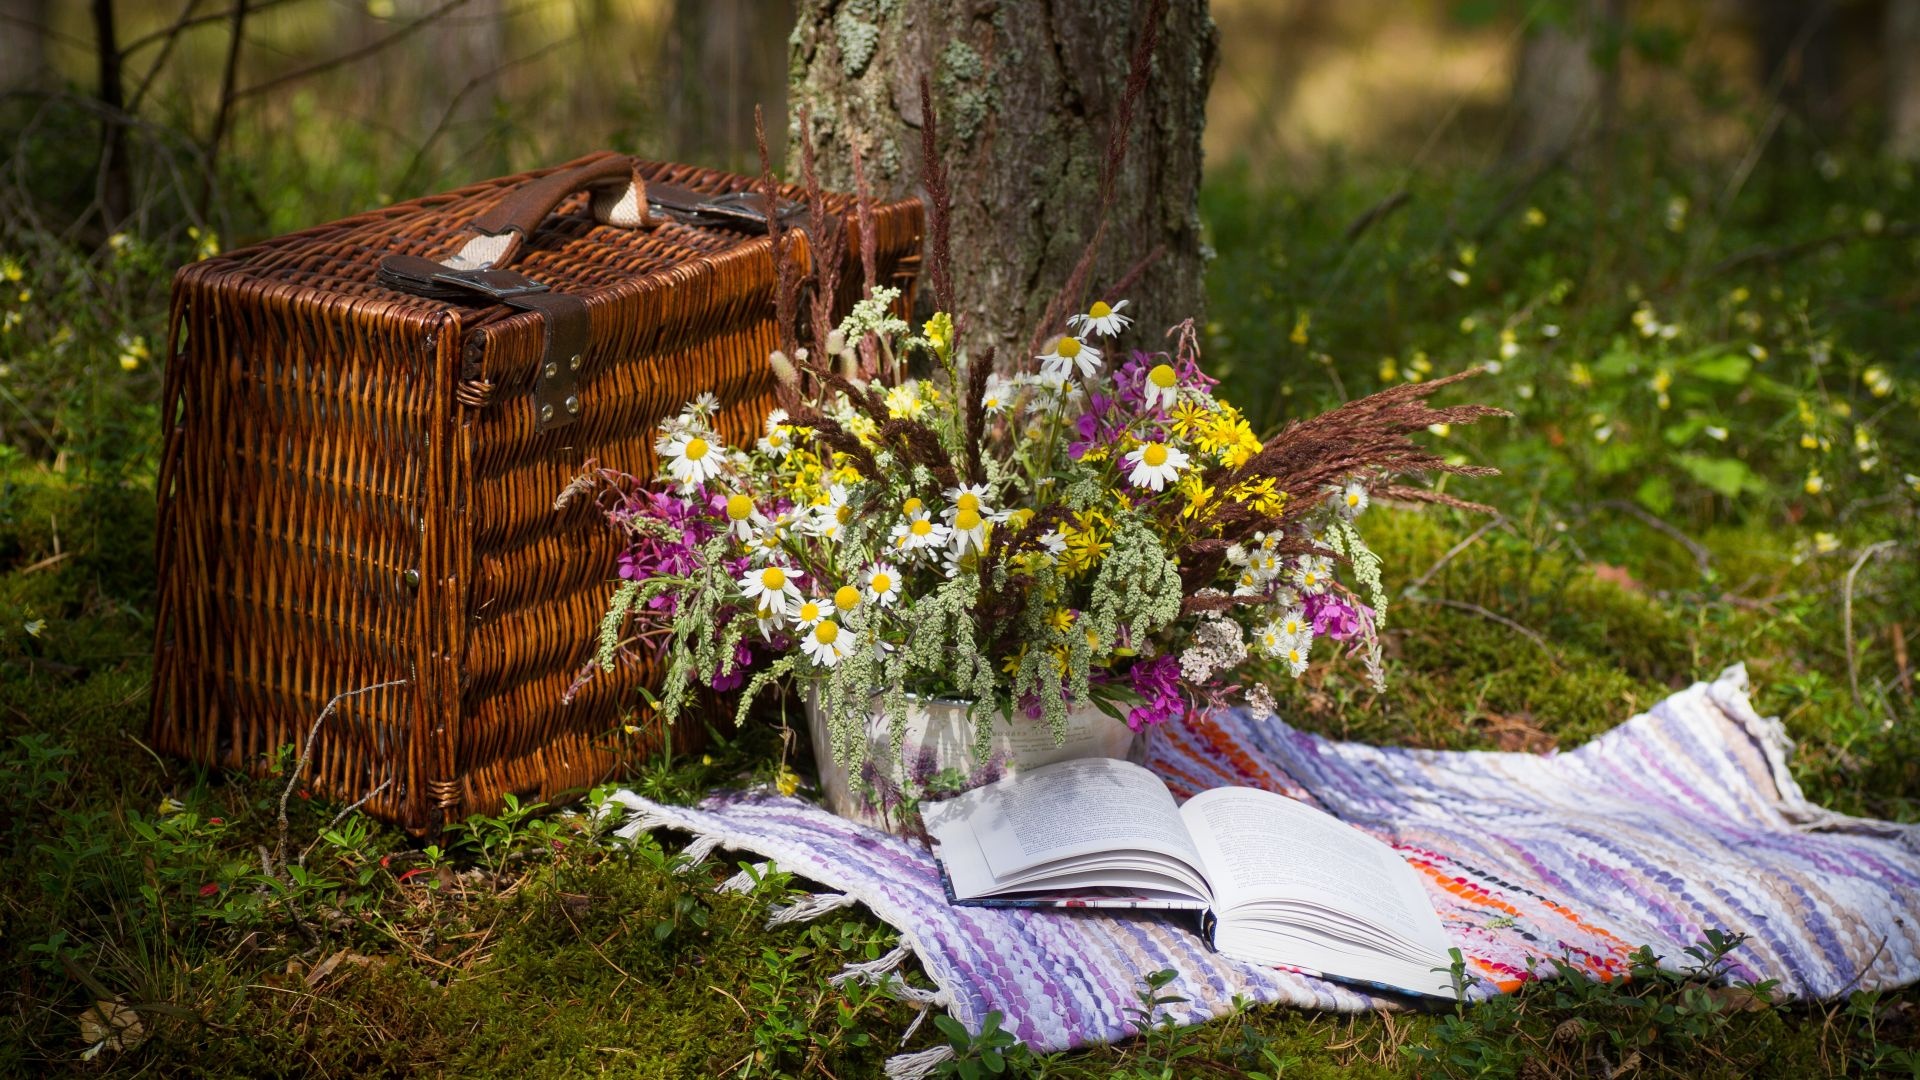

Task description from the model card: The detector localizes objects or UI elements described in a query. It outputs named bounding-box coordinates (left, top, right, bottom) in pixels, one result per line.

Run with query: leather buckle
left=431, top=266, right=551, bottom=300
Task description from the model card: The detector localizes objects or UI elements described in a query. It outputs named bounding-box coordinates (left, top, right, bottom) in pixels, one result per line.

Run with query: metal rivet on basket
left=565, top=394, right=581, bottom=415
left=539, top=403, right=555, bottom=424
left=403, top=568, right=421, bottom=589
left=543, top=360, right=558, bottom=379
left=568, top=353, right=582, bottom=371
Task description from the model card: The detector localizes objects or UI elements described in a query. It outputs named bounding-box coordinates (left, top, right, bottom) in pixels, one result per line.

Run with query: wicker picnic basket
left=151, top=151, right=923, bottom=834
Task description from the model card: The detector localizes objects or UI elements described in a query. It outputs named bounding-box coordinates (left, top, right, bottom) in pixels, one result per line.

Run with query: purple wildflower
left=709, top=641, right=754, bottom=691
left=1125, top=654, right=1185, bottom=731
left=1304, top=593, right=1366, bottom=641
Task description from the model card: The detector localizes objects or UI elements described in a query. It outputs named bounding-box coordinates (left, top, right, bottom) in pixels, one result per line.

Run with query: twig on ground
left=275, top=679, right=408, bottom=873
left=1843, top=541, right=1900, bottom=712
left=297, top=778, right=396, bottom=868
left=1402, top=515, right=1509, bottom=597
left=1343, top=190, right=1411, bottom=245
left=1414, top=596, right=1559, bottom=665
left=1590, top=499, right=1711, bottom=576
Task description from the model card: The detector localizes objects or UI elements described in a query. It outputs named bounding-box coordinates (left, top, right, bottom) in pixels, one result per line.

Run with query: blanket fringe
left=766, top=891, right=858, bottom=927
left=885, top=1045, right=954, bottom=1080
left=716, top=862, right=772, bottom=894
left=676, top=833, right=724, bottom=872
left=829, top=942, right=912, bottom=987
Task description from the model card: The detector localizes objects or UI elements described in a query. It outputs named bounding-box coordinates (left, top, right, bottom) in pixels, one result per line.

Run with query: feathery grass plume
left=962, top=346, right=995, bottom=485
left=799, top=411, right=882, bottom=479
left=916, top=75, right=954, bottom=315
left=755, top=105, right=802, bottom=406
left=1026, top=0, right=1169, bottom=361
left=850, top=142, right=882, bottom=379
left=797, top=107, right=846, bottom=357
left=878, top=419, right=958, bottom=489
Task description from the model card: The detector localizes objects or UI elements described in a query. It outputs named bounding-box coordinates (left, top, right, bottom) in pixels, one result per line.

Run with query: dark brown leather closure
left=469, top=154, right=645, bottom=247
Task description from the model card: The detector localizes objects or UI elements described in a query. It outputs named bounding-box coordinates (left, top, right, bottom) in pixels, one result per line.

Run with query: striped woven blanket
left=612, top=665, right=1920, bottom=1075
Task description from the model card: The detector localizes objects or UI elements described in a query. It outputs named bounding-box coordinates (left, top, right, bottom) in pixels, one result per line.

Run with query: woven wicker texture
left=153, top=153, right=923, bottom=833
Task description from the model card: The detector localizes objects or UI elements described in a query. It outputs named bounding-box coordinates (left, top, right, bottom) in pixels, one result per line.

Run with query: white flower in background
left=722, top=492, right=763, bottom=543
left=1038, top=530, right=1067, bottom=558
left=758, top=408, right=796, bottom=459
left=801, top=619, right=851, bottom=667
left=661, top=429, right=725, bottom=488
left=1143, top=363, right=1182, bottom=412
left=746, top=511, right=799, bottom=563
left=981, top=373, right=1015, bottom=416
left=890, top=514, right=951, bottom=555
left=1244, top=683, right=1278, bottom=722
left=792, top=596, right=826, bottom=630
left=1037, top=334, right=1102, bottom=382
left=863, top=563, right=902, bottom=607
left=1123, top=441, right=1188, bottom=492
left=1292, top=556, right=1333, bottom=595
left=739, top=563, right=804, bottom=618
left=1068, top=298, right=1132, bottom=338
left=1336, top=481, right=1369, bottom=518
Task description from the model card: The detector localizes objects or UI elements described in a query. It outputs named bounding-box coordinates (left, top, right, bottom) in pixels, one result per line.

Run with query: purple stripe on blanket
left=613, top=665, right=1920, bottom=1058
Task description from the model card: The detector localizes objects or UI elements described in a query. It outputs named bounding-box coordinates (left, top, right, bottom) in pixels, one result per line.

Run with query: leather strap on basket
left=375, top=153, right=808, bottom=433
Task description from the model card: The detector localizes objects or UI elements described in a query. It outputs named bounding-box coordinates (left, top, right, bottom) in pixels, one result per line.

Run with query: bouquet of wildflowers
left=571, top=75, right=1504, bottom=775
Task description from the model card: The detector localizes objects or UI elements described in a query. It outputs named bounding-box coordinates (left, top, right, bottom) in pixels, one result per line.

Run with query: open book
left=921, top=757, right=1459, bottom=998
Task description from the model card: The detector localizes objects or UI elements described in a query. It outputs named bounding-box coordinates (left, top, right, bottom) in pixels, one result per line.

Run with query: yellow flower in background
left=1523, top=206, right=1546, bottom=228
left=1864, top=367, right=1893, bottom=398
left=923, top=311, right=954, bottom=362
left=1290, top=311, right=1310, bottom=346
left=1378, top=356, right=1399, bottom=382
left=884, top=383, right=926, bottom=419
left=1804, top=471, right=1825, bottom=496
left=0, top=256, right=22, bottom=282
left=1177, top=472, right=1215, bottom=521
left=775, top=765, right=801, bottom=797
left=118, top=335, right=149, bottom=372
left=1813, top=532, right=1841, bottom=554
left=1570, top=363, right=1594, bottom=389
left=1168, top=399, right=1210, bottom=442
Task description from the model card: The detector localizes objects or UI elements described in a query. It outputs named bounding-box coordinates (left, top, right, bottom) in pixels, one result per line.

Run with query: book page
left=925, top=757, right=1207, bottom=887
left=1180, top=787, right=1452, bottom=956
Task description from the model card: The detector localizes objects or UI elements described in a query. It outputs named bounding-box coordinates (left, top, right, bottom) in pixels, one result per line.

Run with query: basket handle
left=443, top=154, right=650, bottom=272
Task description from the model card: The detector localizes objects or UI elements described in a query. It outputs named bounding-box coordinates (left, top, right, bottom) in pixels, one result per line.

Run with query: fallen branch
left=1590, top=499, right=1711, bottom=577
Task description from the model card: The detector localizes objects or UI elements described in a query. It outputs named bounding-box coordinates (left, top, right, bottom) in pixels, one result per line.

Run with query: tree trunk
left=1751, top=0, right=1841, bottom=133
left=1890, top=0, right=1920, bottom=159
left=663, top=0, right=792, bottom=172
left=0, top=0, right=51, bottom=92
left=788, top=0, right=1217, bottom=363
left=1505, top=0, right=1625, bottom=166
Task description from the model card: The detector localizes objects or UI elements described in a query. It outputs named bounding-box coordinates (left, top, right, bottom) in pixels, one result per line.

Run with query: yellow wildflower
left=923, top=311, right=954, bottom=361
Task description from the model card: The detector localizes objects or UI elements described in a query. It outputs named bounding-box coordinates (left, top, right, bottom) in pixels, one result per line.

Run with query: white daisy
left=890, top=515, right=951, bottom=555
left=1254, top=621, right=1287, bottom=658
left=661, top=430, right=725, bottom=488
left=1292, top=556, right=1333, bottom=595
left=863, top=563, right=902, bottom=606
left=738, top=563, right=804, bottom=618
left=811, top=484, right=856, bottom=541
left=941, top=484, right=992, bottom=523
left=800, top=619, right=851, bottom=667
left=949, top=503, right=989, bottom=555
left=746, top=511, right=799, bottom=563
left=1038, top=530, right=1067, bottom=558
left=1123, top=441, right=1189, bottom=492
left=1143, top=362, right=1180, bottom=412
left=1276, top=606, right=1309, bottom=639
left=680, top=392, right=721, bottom=422
left=1068, top=298, right=1132, bottom=338
left=1036, top=334, right=1102, bottom=382
left=752, top=603, right=784, bottom=640
left=1335, top=481, right=1369, bottom=518
left=831, top=583, right=863, bottom=615
left=1282, top=636, right=1312, bottom=678
left=758, top=408, right=796, bottom=459
left=792, top=596, right=827, bottom=630
left=981, top=373, right=1015, bottom=416
left=722, top=492, right=763, bottom=543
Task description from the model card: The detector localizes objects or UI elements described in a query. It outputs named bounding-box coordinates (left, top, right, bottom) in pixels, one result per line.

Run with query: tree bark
left=1890, top=0, right=1920, bottom=159
left=664, top=0, right=792, bottom=172
left=0, top=0, right=52, bottom=92
left=788, top=0, right=1217, bottom=363
left=1505, top=0, right=1625, bottom=166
